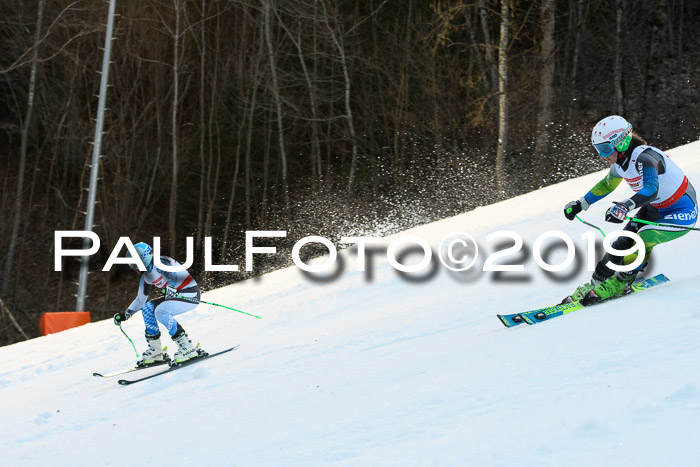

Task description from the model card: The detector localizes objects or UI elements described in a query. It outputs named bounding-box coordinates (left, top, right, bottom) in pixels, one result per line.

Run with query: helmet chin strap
left=615, top=150, right=623, bottom=162
left=615, top=147, right=633, bottom=168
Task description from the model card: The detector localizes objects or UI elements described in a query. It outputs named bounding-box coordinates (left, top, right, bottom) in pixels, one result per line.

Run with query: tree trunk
left=169, top=0, right=182, bottom=256
left=204, top=124, right=222, bottom=239
left=478, top=0, right=498, bottom=92
left=245, top=18, right=265, bottom=228
left=1, top=0, right=45, bottom=298
left=566, top=0, right=587, bottom=123
left=281, top=17, right=322, bottom=187
left=675, top=0, right=684, bottom=110
left=204, top=9, right=223, bottom=241
left=221, top=134, right=242, bottom=259
left=495, top=0, right=509, bottom=194
left=0, top=297, right=29, bottom=341
left=535, top=0, right=556, bottom=176
left=321, top=1, right=359, bottom=193
left=393, top=0, right=413, bottom=185
left=641, top=0, right=665, bottom=136
left=613, top=0, right=625, bottom=115
left=195, top=0, right=208, bottom=253
left=262, top=108, right=272, bottom=225
left=262, top=0, right=290, bottom=214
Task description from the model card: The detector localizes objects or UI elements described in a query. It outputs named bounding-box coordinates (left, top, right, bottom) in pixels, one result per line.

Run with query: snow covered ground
left=2, top=140, right=700, bottom=466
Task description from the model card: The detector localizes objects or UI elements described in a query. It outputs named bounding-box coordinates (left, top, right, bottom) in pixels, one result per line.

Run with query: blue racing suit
left=127, top=256, right=200, bottom=337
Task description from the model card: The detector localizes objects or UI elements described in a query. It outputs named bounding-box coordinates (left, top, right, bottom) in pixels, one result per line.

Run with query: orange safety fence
left=40, top=312, right=91, bottom=335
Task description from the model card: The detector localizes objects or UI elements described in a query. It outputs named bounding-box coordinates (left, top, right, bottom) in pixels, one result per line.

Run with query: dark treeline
left=1, top=0, right=698, bottom=345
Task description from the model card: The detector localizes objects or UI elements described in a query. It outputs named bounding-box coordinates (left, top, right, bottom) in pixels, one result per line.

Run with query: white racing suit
left=127, top=257, right=200, bottom=337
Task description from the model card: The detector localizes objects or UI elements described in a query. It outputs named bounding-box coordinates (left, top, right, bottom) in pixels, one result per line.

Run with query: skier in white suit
left=114, top=242, right=204, bottom=365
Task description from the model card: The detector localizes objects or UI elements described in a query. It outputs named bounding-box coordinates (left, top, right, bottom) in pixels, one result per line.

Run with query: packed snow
left=2, top=140, right=700, bottom=466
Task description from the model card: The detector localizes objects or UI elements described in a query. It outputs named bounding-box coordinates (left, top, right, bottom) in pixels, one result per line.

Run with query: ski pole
left=199, top=300, right=262, bottom=319
left=626, top=216, right=700, bottom=232
left=575, top=215, right=606, bottom=237
left=161, top=288, right=262, bottom=319
left=119, top=323, right=140, bottom=358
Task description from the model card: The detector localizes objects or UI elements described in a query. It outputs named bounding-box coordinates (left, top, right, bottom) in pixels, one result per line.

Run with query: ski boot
left=137, top=332, right=170, bottom=367
left=580, top=271, right=637, bottom=306
left=171, top=324, right=206, bottom=364
left=560, top=272, right=606, bottom=304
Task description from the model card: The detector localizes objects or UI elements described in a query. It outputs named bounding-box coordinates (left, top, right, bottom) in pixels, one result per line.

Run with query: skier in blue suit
left=114, top=242, right=204, bottom=365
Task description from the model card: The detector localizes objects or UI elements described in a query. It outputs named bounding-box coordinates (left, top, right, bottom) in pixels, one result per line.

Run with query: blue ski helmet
left=127, top=242, right=153, bottom=272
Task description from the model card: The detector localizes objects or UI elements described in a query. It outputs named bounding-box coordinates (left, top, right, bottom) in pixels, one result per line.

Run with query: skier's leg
left=568, top=205, right=654, bottom=302
left=139, top=299, right=166, bottom=364
left=600, top=197, right=694, bottom=273
left=153, top=299, right=197, bottom=336
left=141, top=299, right=161, bottom=336
left=589, top=200, right=695, bottom=302
left=154, top=299, right=200, bottom=362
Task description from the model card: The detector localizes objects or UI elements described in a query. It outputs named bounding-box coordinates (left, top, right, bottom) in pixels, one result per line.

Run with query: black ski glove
left=605, top=201, right=631, bottom=224
left=113, top=310, right=132, bottom=326
left=164, top=285, right=178, bottom=300
left=564, top=197, right=590, bottom=221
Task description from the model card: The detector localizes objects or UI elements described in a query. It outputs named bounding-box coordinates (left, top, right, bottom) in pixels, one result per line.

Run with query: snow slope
left=2, top=141, right=700, bottom=466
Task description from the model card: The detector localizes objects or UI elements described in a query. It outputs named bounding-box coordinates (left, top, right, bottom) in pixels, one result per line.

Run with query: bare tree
left=169, top=0, right=183, bottom=255
left=1, top=0, right=45, bottom=297
left=195, top=0, right=208, bottom=252
left=320, top=0, right=359, bottom=193
left=641, top=0, right=665, bottom=136
left=262, top=0, right=290, bottom=212
left=275, top=10, right=323, bottom=187
left=495, top=0, right=510, bottom=193
left=244, top=15, right=266, bottom=228
left=613, top=0, right=625, bottom=115
left=535, top=0, right=556, bottom=173
left=478, top=0, right=498, bottom=93
left=566, top=0, right=587, bottom=123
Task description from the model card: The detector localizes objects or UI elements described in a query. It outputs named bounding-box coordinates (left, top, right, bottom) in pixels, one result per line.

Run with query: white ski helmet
left=127, top=242, right=153, bottom=272
left=591, top=115, right=633, bottom=157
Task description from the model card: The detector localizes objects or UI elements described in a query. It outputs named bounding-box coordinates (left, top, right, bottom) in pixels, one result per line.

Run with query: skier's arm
left=564, top=168, right=623, bottom=220
left=127, top=274, right=153, bottom=313
left=582, top=169, right=624, bottom=206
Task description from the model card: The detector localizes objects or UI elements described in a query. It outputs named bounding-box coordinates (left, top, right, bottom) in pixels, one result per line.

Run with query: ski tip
left=93, top=372, right=104, bottom=378
left=117, top=379, right=131, bottom=386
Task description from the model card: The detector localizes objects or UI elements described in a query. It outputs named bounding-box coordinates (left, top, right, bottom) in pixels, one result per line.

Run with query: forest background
left=1, top=0, right=698, bottom=346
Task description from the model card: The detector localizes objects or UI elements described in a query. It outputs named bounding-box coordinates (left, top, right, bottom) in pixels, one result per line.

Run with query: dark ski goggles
left=594, top=141, right=615, bottom=157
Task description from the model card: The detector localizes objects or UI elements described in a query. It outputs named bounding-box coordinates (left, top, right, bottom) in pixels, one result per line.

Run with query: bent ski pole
left=626, top=216, right=700, bottom=232
left=575, top=215, right=606, bottom=237
left=162, top=288, right=261, bottom=319
left=119, top=323, right=140, bottom=358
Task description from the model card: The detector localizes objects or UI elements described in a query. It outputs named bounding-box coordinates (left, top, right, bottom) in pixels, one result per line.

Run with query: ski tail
left=497, top=313, right=525, bottom=328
